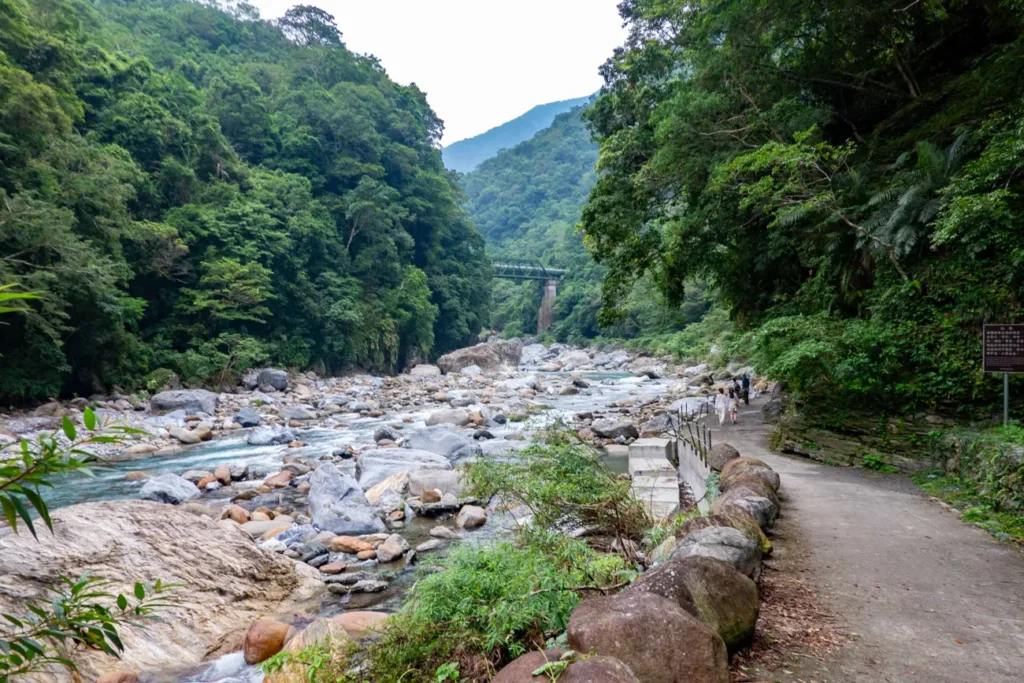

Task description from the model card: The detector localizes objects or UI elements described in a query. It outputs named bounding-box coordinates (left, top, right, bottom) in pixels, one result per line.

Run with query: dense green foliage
left=462, top=107, right=708, bottom=341
left=582, top=0, right=1024, bottom=416
left=0, top=0, right=490, bottom=402
left=442, top=96, right=591, bottom=173
left=918, top=425, right=1024, bottom=542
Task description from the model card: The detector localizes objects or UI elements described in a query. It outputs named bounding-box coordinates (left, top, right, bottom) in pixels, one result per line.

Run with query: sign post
left=983, top=325, right=1024, bottom=426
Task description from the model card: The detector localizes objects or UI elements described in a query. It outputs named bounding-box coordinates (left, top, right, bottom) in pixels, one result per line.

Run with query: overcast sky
left=250, top=1, right=627, bottom=145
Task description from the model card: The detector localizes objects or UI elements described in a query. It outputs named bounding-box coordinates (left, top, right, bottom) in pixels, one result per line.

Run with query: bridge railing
left=492, top=260, right=566, bottom=281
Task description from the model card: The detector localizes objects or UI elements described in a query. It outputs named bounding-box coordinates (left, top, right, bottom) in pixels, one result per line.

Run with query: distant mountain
left=442, top=95, right=592, bottom=173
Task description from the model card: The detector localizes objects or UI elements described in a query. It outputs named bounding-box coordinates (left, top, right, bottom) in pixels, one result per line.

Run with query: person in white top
left=714, top=387, right=729, bottom=425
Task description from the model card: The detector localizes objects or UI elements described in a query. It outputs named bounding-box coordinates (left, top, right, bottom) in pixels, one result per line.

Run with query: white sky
left=250, top=1, right=627, bottom=144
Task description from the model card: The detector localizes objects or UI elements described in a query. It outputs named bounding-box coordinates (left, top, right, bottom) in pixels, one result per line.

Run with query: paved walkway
left=709, top=397, right=1024, bottom=682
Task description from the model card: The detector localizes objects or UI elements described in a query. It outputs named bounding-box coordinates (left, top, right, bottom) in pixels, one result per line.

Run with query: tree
left=277, top=5, right=343, bottom=47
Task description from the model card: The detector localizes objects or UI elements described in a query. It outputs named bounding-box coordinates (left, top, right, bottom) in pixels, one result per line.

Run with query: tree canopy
left=581, top=0, right=1024, bottom=414
left=0, top=0, right=490, bottom=402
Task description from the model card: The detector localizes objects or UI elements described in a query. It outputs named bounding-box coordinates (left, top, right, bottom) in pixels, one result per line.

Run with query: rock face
left=494, top=649, right=639, bottom=683
left=138, top=473, right=200, bottom=504
left=673, top=526, right=762, bottom=580
left=258, top=368, right=289, bottom=391
left=707, top=443, right=741, bottom=472
left=307, top=464, right=386, bottom=535
left=403, top=425, right=482, bottom=464
left=627, top=557, right=759, bottom=651
left=150, top=389, right=218, bottom=415
left=355, top=448, right=452, bottom=490
left=0, top=501, right=321, bottom=681
left=436, top=339, right=523, bottom=374
left=567, top=591, right=730, bottom=683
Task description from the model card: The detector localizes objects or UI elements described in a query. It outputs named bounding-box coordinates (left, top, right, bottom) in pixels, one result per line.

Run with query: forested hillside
left=442, top=95, right=591, bottom=173
left=583, top=0, right=1024, bottom=417
left=0, top=0, right=490, bottom=402
left=462, top=106, right=707, bottom=341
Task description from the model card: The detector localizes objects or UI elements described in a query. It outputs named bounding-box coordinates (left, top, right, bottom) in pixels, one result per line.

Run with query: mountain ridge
left=442, top=95, right=592, bottom=173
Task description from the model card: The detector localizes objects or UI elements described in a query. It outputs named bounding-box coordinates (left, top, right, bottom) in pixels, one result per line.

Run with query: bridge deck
left=492, top=261, right=566, bottom=281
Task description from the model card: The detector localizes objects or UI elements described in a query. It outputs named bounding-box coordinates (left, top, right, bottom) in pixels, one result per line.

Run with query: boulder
left=627, top=557, right=759, bottom=651
left=181, top=469, right=213, bottom=484
left=326, top=536, right=373, bottom=554
left=459, top=364, right=483, bottom=376
left=712, top=490, right=779, bottom=530
left=282, top=617, right=347, bottom=653
left=672, top=526, right=762, bottom=580
left=281, top=405, right=316, bottom=421
left=365, top=471, right=410, bottom=504
left=247, top=427, right=297, bottom=446
left=374, top=425, right=403, bottom=443
left=707, top=443, right=741, bottom=472
left=720, top=457, right=781, bottom=493
left=150, top=389, right=218, bottom=415
left=558, top=350, right=592, bottom=369
left=566, top=592, right=730, bottom=683
left=214, top=465, right=232, bottom=486
left=408, top=364, right=442, bottom=376
left=0, top=501, right=321, bottom=681
left=403, top=424, right=482, bottom=464
left=243, top=618, right=294, bottom=664
left=374, top=533, right=411, bottom=563
left=333, top=611, right=389, bottom=636
left=591, top=418, right=639, bottom=441
left=139, top=473, right=200, bottom=505
left=494, top=375, right=539, bottom=392
left=436, top=339, right=523, bottom=375
left=493, top=650, right=639, bottom=683
left=307, top=464, right=386, bottom=535
left=168, top=426, right=201, bottom=445
left=676, top=512, right=772, bottom=555
left=356, top=448, right=452, bottom=490
left=456, top=504, right=487, bottom=529
left=641, top=412, right=676, bottom=436
left=424, top=408, right=471, bottom=427
left=258, top=368, right=289, bottom=391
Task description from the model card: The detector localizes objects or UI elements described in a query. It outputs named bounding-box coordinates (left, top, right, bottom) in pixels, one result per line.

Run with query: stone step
left=630, top=474, right=679, bottom=490
left=628, top=457, right=676, bottom=477
left=628, top=438, right=674, bottom=461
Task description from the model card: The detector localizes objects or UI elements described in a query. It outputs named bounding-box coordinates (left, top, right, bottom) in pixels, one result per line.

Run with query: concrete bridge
left=492, top=260, right=566, bottom=334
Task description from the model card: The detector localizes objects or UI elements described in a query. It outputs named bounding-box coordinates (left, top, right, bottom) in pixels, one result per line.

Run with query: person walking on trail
left=741, top=373, right=750, bottom=405
left=714, top=387, right=729, bottom=425
left=728, top=388, right=739, bottom=424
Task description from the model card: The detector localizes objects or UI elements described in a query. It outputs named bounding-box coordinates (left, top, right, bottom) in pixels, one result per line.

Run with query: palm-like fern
left=861, top=134, right=968, bottom=261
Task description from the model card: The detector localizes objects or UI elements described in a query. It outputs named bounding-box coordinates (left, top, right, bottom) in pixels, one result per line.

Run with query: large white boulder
left=0, top=501, right=322, bottom=681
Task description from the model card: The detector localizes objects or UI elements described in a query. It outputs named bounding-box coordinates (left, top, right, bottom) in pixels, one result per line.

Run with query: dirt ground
left=711, top=398, right=1024, bottom=683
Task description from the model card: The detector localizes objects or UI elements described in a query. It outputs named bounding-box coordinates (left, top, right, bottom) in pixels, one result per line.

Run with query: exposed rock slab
left=436, top=339, right=522, bottom=374
left=0, top=501, right=321, bottom=681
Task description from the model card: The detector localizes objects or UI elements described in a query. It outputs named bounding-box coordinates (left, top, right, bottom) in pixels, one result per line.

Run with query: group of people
left=713, top=373, right=750, bottom=426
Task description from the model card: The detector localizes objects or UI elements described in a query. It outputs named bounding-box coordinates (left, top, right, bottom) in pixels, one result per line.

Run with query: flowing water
left=51, top=372, right=700, bottom=682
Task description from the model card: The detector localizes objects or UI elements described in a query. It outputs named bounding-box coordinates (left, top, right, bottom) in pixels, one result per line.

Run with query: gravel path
left=710, top=398, right=1024, bottom=682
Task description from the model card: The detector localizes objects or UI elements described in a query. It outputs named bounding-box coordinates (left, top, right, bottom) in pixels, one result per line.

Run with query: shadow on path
left=709, top=397, right=1024, bottom=682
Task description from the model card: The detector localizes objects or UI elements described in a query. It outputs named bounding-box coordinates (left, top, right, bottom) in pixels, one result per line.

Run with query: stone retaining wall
left=677, top=439, right=712, bottom=514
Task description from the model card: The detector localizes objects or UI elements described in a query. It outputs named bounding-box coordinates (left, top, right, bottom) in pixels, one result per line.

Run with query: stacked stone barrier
left=493, top=450, right=781, bottom=683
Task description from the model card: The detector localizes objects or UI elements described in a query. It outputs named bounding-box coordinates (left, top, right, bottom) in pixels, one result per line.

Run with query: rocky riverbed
left=0, top=339, right=766, bottom=682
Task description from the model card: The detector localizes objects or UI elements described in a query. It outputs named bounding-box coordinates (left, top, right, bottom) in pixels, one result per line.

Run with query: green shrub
left=360, top=537, right=629, bottom=682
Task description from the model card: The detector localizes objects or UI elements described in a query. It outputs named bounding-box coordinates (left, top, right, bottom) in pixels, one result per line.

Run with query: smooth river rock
left=0, top=501, right=322, bottom=682
left=138, top=473, right=200, bottom=504
left=402, top=424, right=482, bottom=464
left=355, top=448, right=452, bottom=490
left=307, top=463, right=386, bottom=535
left=149, top=389, right=218, bottom=415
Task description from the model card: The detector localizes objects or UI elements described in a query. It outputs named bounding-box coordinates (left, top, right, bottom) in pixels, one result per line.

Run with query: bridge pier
left=537, top=279, right=557, bottom=334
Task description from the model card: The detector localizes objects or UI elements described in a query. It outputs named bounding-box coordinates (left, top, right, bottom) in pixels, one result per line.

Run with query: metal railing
left=492, top=260, right=567, bottom=281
